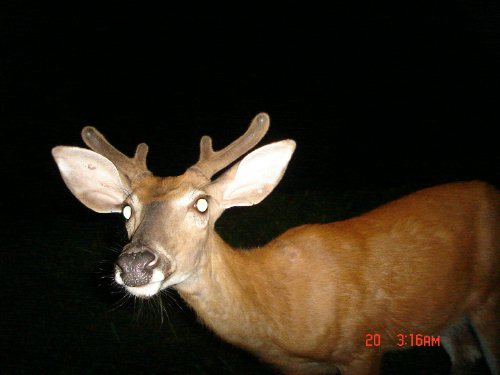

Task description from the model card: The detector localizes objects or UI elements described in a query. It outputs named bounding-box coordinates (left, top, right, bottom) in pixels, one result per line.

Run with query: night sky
left=3, top=2, right=499, bottom=197
left=2, top=2, right=500, bottom=373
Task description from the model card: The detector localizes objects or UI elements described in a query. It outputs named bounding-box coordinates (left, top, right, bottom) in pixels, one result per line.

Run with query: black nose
left=116, top=249, right=157, bottom=287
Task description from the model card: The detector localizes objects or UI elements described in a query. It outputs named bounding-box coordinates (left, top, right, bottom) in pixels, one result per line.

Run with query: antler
left=81, top=126, right=151, bottom=184
left=190, top=113, right=270, bottom=179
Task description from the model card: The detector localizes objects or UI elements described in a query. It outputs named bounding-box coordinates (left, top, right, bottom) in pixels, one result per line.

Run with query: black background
left=3, top=2, right=499, bottom=194
left=1, top=2, right=499, bottom=374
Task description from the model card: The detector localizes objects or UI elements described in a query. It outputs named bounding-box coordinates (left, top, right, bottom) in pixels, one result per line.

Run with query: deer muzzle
left=114, top=244, right=172, bottom=298
left=115, top=248, right=158, bottom=287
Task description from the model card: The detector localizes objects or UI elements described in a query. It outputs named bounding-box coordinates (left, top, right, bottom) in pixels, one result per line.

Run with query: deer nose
left=116, top=249, right=157, bottom=287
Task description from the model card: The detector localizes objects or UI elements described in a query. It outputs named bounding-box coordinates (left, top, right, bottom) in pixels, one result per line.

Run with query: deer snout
left=115, top=249, right=158, bottom=287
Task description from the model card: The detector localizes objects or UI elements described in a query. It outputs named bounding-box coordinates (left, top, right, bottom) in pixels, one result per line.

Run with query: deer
left=52, top=113, right=499, bottom=375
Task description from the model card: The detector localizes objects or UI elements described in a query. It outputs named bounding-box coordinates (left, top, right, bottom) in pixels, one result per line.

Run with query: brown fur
left=174, top=181, right=499, bottom=374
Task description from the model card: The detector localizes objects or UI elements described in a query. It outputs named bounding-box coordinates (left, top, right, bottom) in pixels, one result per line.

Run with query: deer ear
left=210, top=140, right=296, bottom=208
left=52, top=146, right=128, bottom=213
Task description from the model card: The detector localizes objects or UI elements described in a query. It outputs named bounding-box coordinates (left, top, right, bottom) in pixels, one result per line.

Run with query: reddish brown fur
left=174, top=181, right=499, bottom=374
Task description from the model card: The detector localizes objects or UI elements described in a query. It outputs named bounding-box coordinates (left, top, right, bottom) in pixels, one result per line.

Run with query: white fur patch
left=161, top=272, right=192, bottom=289
left=115, top=270, right=124, bottom=285
left=125, top=281, right=163, bottom=298
left=174, top=189, right=203, bottom=207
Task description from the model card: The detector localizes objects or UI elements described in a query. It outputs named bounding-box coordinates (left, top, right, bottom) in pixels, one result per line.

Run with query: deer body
left=53, top=114, right=499, bottom=374
left=176, top=181, right=499, bottom=374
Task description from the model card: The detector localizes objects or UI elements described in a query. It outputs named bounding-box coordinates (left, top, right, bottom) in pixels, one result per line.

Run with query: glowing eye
left=122, top=205, right=132, bottom=220
left=195, top=198, right=208, bottom=213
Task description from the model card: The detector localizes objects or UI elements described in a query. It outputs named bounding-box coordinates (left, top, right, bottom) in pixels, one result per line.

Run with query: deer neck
left=176, top=232, right=250, bottom=306
left=174, top=232, right=276, bottom=346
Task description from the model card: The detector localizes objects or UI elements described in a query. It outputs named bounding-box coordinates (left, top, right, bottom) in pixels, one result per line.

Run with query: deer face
left=114, top=145, right=295, bottom=298
left=52, top=114, right=295, bottom=298
left=114, top=173, right=220, bottom=297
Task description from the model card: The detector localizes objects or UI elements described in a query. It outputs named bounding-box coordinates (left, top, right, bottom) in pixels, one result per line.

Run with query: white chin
left=116, top=269, right=165, bottom=298
left=125, top=282, right=162, bottom=298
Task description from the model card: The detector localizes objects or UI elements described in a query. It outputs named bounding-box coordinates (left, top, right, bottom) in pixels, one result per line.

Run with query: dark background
left=1, top=2, right=499, bottom=374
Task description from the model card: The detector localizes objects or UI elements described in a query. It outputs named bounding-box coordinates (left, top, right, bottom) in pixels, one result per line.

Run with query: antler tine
left=134, top=143, right=149, bottom=170
left=81, top=126, right=151, bottom=184
left=191, top=113, right=270, bottom=179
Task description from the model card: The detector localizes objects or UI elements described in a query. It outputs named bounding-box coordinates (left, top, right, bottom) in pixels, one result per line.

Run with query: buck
left=52, top=113, right=499, bottom=375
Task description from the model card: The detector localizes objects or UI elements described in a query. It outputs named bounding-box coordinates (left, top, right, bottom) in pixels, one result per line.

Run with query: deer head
left=52, top=113, right=296, bottom=297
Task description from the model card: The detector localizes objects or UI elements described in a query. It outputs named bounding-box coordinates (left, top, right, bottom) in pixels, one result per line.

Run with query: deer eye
left=122, top=205, right=132, bottom=220
left=194, top=197, right=208, bottom=213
